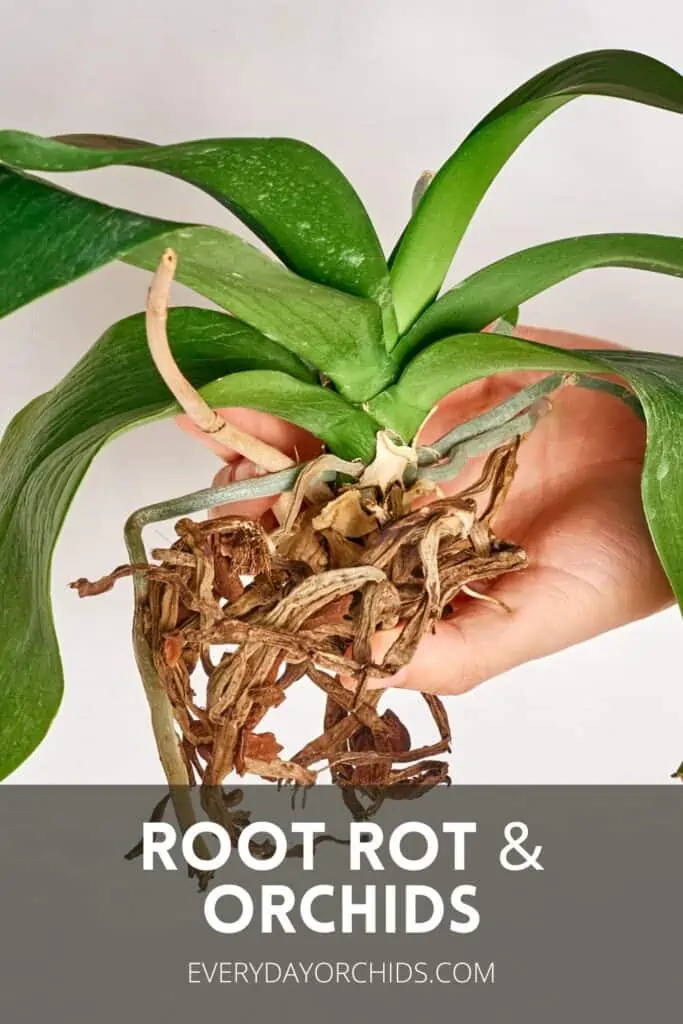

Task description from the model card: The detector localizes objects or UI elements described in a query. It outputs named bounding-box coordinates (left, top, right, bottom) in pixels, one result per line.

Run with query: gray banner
left=1, top=786, right=681, bottom=1022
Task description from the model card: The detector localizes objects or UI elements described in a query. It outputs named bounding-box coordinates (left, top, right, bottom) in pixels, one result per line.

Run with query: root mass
left=72, top=442, right=527, bottom=800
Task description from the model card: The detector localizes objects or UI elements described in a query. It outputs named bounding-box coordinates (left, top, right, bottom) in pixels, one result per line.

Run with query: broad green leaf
left=390, top=50, right=683, bottom=333
left=368, top=333, right=683, bottom=606
left=202, top=372, right=377, bottom=461
left=0, top=167, right=391, bottom=400
left=395, top=234, right=683, bottom=363
left=128, top=229, right=392, bottom=401
left=0, top=166, right=176, bottom=313
left=369, top=333, right=598, bottom=439
left=0, top=130, right=393, bottom=320
left=593, top=349, right=683, bottom=601
left=0, top=307, right=378, bottom=779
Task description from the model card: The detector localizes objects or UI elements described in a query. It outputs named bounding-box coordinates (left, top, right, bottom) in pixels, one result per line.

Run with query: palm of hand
left=179, top=327, right=673, bottom=695
left=399, top=326, right=671, bottom=694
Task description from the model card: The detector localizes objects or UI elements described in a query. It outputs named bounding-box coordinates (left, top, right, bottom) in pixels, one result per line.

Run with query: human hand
left=177, top=326, right=674, bottom=696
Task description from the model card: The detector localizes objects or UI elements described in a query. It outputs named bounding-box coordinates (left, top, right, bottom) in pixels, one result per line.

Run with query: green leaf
left=202, top=372, right=378, bottom=461
left=0, top=307, right=378, bottom=779
left=127, top=228, right=391, bottom=401
left=368, top=333, right=683, bottom=606
left=0, top=167, right=391, bottom=400
left=592, top=349, right=683, bottom=603
left=390, top=49, right=683, bottom=333
left=0, top=166, right=176, bottom=313
left=395, top=234, right=683, bottom=363
left=0, top=130, right=393, bottom=318
left=369, top=333, right=599, bottom=438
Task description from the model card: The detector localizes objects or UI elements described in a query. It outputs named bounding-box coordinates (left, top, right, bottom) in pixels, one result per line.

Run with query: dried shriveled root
left=72, top=442, right=527, bottom=801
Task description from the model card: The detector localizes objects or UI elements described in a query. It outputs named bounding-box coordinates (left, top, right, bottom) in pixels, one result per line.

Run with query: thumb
left=363, top=553, right=668, bottom=696
left=361, top=589, right=562, bottom=697
left=176, top=406, right=322, bottom=462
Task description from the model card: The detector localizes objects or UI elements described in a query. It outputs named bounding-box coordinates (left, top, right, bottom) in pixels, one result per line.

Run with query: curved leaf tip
left=390, top=49, right=683, bottom=333
left=0, top=130, right=391, bottom=307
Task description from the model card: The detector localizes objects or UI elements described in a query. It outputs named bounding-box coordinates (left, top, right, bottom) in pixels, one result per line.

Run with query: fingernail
left=233, top=459, right=259, bottom=481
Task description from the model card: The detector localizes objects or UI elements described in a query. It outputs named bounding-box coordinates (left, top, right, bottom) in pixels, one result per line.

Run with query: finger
left=365, top=568, right=614, bottom=695
left=364, top=559, right=661, bottom=696
left=176, top=406, right=321, bottom=462
left=208, top=459, right=280, bottom=522
left=514, top=324, right=626, bottom=353
left=363, top=466, right=672, bottom=695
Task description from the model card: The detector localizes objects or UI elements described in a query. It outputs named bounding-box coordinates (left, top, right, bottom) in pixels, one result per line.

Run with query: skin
left=177, top=326, right=674, bottom=696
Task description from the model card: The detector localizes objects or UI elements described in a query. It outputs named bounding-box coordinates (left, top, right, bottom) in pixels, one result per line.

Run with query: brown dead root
left=71, top=442, right=526, bottom=802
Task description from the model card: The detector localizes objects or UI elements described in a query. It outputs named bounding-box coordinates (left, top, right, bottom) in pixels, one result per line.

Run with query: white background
left=1, top=0, right=681, bottom=783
